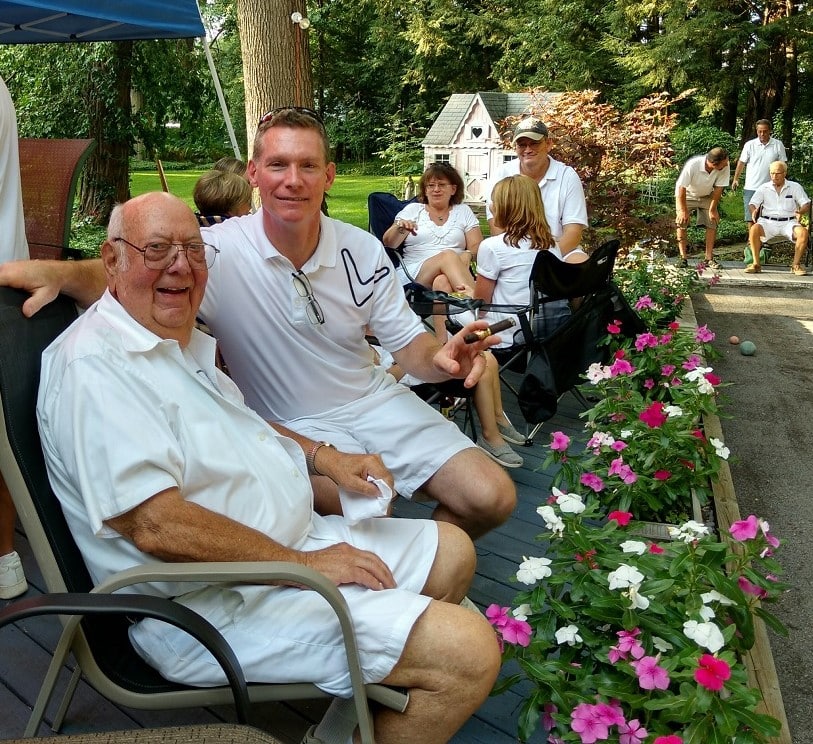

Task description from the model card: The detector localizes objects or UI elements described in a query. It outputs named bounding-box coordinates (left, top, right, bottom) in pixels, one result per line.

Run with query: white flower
left=668, top=520, right=710, bottom=543
left=701, top=590, right=735, bottom=606
left=516, top=556, right=552, bottom=585
left=608, top=564, right=645, bottom=590
left=699, top=605, right=716, bottom=621
left=664, top=404, right=684, bottom=418
left=683, top=620, right=725, bottom=653
left=696, top=377, right=714, bottom=395
left=553, top=487, right=586, bottom=514
left=586, top=362, right=611, bottom=383
left=620, top=540, right=647, bottom=555
left=620, top=429, right=633, bottom=439
left=625, top=584, right=651, bottom=610
left=513, top=604, right=532, bottom=621
left=709, top=437, right=730, bottom=460
left=536, top=505, right=565, bottom=536
left=555, top=624, right=583, bottom=646
left=684, top=366, right=713, bottom=382
left=652, top=636, right=673, bottom=653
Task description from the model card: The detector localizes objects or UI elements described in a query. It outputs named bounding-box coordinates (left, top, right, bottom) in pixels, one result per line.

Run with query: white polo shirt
left=200, top=210, right=425, bottom=422
left=749, top=179, right=810, bottom=219
left=675, top=155, right=730, bottom=199
left=738, top=137, right=787, bottom=190
left=484, top=157, right=588, bottom=239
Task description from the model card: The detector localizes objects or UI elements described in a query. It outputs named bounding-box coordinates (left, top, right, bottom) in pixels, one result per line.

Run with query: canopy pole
left=202, top=36, right=242, bottom=161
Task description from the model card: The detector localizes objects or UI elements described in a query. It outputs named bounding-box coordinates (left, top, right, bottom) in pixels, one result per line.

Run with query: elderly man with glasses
left=483, top=116, right=588, bottom=255
left=37, top=191, right=500, bottom=744
left=0, top=107, right=516, bottom=541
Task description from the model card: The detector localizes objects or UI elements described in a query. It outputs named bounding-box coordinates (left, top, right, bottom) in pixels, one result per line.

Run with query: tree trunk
left=779, top=0, right=797, bottom=160
left=236, top=0, right=313, bottom=161
left=79, top=42, right=133, bottom=224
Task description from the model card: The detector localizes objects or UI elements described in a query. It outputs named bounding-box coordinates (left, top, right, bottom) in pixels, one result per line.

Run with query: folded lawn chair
left=487, top=239, right=644, bottom=442
left=0, top=287, right=406, bottom=742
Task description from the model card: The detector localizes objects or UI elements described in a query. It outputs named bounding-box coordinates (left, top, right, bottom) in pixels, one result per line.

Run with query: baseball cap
left=512, top=117, right=549, bottom=145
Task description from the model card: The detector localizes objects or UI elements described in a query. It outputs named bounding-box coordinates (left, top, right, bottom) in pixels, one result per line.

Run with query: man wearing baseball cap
left=484, top=116, right=588, bottom=253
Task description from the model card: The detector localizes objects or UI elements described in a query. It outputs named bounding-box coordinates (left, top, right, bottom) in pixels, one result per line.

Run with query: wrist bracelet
left=306, top=440, right=334, bottom=476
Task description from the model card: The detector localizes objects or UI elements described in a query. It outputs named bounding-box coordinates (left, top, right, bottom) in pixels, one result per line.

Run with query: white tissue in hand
left=339, top=476, right=392, bottom=525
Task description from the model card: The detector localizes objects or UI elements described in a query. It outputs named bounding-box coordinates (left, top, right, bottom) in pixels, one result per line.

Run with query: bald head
left=102, top=191, right=208, bottom=347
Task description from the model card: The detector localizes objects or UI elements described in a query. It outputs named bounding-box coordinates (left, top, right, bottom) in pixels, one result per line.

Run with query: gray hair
left=106, top=202, right=130, bottom=271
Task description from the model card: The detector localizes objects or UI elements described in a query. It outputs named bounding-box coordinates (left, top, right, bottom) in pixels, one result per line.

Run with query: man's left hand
left=432, top=320, right=499, bottom=388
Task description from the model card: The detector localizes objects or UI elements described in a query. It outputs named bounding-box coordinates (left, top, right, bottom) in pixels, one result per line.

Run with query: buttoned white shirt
left=749, top=179, right=810, bottom=219
left=675, top=155, right=730, bottom=199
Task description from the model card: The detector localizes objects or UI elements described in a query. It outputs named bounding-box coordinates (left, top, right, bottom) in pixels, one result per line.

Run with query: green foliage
left=670, top=124, right=739, bottom=165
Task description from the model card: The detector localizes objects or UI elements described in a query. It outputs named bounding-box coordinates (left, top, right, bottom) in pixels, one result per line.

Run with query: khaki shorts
left=677, top=195, right=716, bottom=228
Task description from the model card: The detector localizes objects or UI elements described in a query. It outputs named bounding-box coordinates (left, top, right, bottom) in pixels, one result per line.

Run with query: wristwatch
left=306, top=440, right=334, bottom=476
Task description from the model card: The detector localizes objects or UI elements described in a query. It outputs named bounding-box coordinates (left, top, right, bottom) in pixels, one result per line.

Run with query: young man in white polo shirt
left=674, top=147, right=730, bottom=269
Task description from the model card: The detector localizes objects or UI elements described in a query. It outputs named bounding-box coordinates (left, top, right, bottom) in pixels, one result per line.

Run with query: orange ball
left=729, top=335, right=740, bottom=345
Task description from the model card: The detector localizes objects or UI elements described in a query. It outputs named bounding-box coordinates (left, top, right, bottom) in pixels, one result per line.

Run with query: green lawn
left=131, top=170, right=401, bottom=230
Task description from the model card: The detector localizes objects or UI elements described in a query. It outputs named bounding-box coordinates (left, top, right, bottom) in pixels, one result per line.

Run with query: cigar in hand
left=463, top=318, right=516, bottom=344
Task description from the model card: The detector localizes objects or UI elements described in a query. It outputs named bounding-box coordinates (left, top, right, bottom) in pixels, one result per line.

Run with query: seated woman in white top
left=475, top=174, right=587, bottom=349
left=382, top=162, right=483, bottom=294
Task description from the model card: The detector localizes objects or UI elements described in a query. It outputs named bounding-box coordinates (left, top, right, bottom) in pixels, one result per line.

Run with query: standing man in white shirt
left=674, top=147, right=730, bottom=269
left=731, top=120, right=787, bottom=224
left=0, top=71, right=29, bottom=600
left=484, top=117, right=587, bottom=255
left=745, top=161, right=810, bottom=276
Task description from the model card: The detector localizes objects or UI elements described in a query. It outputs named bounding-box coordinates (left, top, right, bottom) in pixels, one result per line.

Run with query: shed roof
left=422, top=92, right=535, bottom=146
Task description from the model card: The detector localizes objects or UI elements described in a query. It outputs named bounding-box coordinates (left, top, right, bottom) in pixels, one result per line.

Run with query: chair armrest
left=0, top=592, right=251, bottom=723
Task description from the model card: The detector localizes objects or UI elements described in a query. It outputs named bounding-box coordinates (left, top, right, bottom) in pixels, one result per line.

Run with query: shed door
left=463, top=151, right=488, bottom=202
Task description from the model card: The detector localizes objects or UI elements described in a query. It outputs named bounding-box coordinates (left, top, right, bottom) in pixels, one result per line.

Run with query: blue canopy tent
left=0, top=0, right=241, bottom=157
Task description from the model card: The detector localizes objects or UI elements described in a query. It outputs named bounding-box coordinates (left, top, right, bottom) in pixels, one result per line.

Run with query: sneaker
left=497, top=417, right=526, bottom=445
left=744, top=264, right=762, bottom=274
left=707, top=258, right=722, bottom=270
left=0, top=550, right=28, bottom=600
left=792, top=265, right=808, bottom=277
left=676, top=257, right=688, bottom=268
left=477, top=439, right=523, bottom=468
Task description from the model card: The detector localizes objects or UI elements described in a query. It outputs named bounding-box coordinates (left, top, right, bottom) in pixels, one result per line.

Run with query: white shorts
left=758, top=218, right=801, bottom=243
left=130, top=515, right=437, bottom=696
left=285, top=379, right=475, bottom=497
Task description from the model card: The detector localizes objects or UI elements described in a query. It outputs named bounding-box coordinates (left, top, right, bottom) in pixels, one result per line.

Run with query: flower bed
left=488, top=253, right=788, bottom=743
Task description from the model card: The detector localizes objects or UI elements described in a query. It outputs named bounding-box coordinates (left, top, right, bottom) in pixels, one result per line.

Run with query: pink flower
left=634, top=332, right=659, bottom=351
left=619, top=719, right=648, bottom=744
left=653, top=469, right=672, bottom=481
left=570, top=703, right=610, bottom=743
left=695, top=325, right=715, bottom=343
left=654, top=737, right=683, bottom=744
left=694, top=654, right=731, bottom=691
left=609, top=510, right=633, bottom=526
left=730, top=515, right=759, bottom=541
left=542, top=702, right=558, bottom=731
left=485, top=604, right=510, bottom=628
left=609, top=458, right=638, bottom=485
left=682, top=354, right=702, bottom=371
left=668, top=321, right=680, bottom=330
left=607, top=319, right=622, bottom=334
left=611, top=440, right=627, bottom=452
left=649, top=542, right=664, bottom=554
left=580, top=472, right=605, bottom=492
left=610, top=358, right=635, bottom=376
left=639, top=401, right=667, bottom=428
left=661, top=363, right=676, bottom=377
left=631, top=655, right=670, bottom=690
left=550, top=431, right=571, bottom=451
left=704, top=371, right=721, bottom=386
left=501, top=617, right=532, bottom=646
left=634, top=295, right=654, bottom=310
left=738, top=576, right=768, bottom=598
left=643, top=378, right=655, bottom=389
